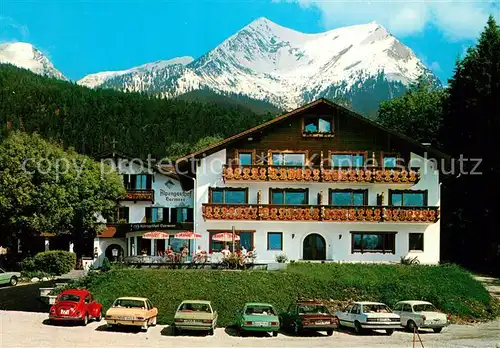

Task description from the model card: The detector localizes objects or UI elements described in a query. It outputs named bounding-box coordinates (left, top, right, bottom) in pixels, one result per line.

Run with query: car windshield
left=245, top=306, right=276, bottom=316
left=298, top=305, right=329, bottom=315
left=363, top=304, right=392, bottom=313
left=179, top=303, right=211, bottom=312
left=413, top=304, right=437, bottom=312
left=113, top=299, right=145, bottom=309
left=58, top=294, right=81, bottom=302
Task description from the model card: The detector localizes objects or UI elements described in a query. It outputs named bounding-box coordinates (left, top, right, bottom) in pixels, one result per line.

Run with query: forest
left=0, top=65, right=274, bottom=160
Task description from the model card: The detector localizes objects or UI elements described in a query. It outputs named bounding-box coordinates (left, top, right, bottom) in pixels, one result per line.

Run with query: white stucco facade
left=194, top=149, right=441, bottom=264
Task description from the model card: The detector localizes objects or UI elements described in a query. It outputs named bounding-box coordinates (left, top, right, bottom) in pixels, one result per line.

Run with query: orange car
left=105, top=297, right=158, bottom=331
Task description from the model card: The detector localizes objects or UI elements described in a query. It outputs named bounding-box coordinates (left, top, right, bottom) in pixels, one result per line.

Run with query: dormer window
left=303, top=115, right=333, bottom=137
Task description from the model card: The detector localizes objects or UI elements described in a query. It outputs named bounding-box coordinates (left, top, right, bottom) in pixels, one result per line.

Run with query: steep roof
left=176, top=98, right=449, bottom=163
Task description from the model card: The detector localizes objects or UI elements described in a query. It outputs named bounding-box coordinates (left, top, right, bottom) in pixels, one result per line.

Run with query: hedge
left=76, top=263, right=498, bottom=326
left=26, top=250, right=76, bottom=276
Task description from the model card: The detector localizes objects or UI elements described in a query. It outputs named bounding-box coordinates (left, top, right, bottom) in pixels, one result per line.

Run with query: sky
left=1, top=0, right=499, bottom=82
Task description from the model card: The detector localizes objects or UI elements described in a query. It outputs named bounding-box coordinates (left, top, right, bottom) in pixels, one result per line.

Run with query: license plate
left=60, top=310, right=69, bottom=315
left=184, top=319, right=197, bottom=323
left=315, top=321, right=330, bottom=325
left=254, top=322, right=269, bottom=326
left=121, top=316, right=135, bottom=320
left=379, top=318, right=391, bottom=322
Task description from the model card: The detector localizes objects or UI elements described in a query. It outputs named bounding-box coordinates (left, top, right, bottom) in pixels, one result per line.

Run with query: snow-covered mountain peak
left=0, top=42, right=66, bottom=80
left=77, top=56, right=194, bottom=88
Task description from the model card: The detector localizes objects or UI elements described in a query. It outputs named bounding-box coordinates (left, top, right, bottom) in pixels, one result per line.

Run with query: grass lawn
left=73, top=263, right=499, bottom=326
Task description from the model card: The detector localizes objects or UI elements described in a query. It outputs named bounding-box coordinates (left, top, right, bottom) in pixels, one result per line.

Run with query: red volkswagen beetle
left=49, top=289, right=103, bottom=326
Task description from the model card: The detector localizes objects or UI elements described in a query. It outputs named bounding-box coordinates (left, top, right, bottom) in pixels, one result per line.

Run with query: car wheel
left=95, top=311, right=102, bottom=322
left=293, top=322, right=301, bottom=336
left=354, top=321, right=363, bottom=335
left=407, top=320, right=417, bottom=333
left=141, top=322, right=148, bottom=332
left=172, top=326, right=178, bottom=336
left=433, top=327, right=443, bottom=333
left=208, top=328, right=214, bottom=336
left=385, top=329, right=394, bottom=336
left=151, top=316, right=157, bottom=327
left=82, top=314, right=88, bottom=326
left=326, top=330, right=333, bottom=336
left=272, top=331, right=278, bottom=337
left=107, top=324, right=114, bottom=330
left=9, top=276, right=18, bottom=286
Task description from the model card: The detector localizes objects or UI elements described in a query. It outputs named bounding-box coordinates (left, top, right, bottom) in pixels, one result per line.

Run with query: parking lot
left=1, top=311, right=499, bottom=348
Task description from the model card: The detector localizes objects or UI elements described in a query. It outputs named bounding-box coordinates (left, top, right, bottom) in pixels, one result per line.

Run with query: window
left=271, top=188, right=308, bottom=205
left=409, top=233, right=424, bottom=251
left=209, top=231, right=254, bottom=253
left=330, top=189, right=367, bottom=206
left=351, top=232, right=396, bottom=254
left=135, top=174, right=148, bottom=190
left=331, top=153, right=365, bottom=167
left=303, top=116, right=333, bottom=134
left=267, top=232, right=283, bottom=250
left=145, top=207, right=166, bottom=223
left=351, top=304, right=361, bottom=314
left=381, top=153, right=399, bottom=168
left=125, top=174, right=153, bottom=190
left=117, top=207, right=129, bottom=223
left=210, top=188, right=248, bottom=204
left=171, top=207, right=193, bottom=223
left=403, top=304, right=413, bottom=312
left=390, top=190, right=427, bottom=206
left=236, top=150, right=254, bottom=166
left=271, top=152, right=306, bottom=166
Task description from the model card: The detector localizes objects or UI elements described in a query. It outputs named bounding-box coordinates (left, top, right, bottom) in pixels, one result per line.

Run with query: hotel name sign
left=129, top=223, right=192, bottom=231
left=160, top=189, right=193, bottom=204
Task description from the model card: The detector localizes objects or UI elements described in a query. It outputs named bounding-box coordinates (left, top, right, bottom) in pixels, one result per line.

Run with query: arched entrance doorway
left=303, top=234, right=326, bottom=260
left=105, top=244, right=124, bottom=262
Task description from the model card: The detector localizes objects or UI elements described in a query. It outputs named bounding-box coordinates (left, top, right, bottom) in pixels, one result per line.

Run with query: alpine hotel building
left=176, top=99, right=444, bottom=264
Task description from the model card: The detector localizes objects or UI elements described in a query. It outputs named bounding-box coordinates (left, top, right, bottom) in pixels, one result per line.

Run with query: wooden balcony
left=202, top=204, right=439, bottom=223
left=222, top=165, right=420, bottom=184
left=121, top=189, right=154, bottom=202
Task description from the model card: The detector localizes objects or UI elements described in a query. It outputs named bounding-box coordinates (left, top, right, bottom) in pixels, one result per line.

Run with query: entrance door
left=303, top=234, right=326, bottom=260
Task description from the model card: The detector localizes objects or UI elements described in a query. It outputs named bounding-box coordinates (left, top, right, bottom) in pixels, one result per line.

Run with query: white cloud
left=275, top=0, right=499, bottom=40
left=430, top=61, right=441, bottom=72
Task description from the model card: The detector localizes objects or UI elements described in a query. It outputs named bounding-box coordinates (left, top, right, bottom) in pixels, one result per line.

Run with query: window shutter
left=124, top=207, right=130, bottom=222
left=171, top=208, right=178, bottom=223
left=145, top=207, right=152, bottom=223
left=187, top=208, right=194, bottom=222
left=130, top=175, right=137, bottom=190
left=146, top=175, right=153, bottom=190
left=123, top=175, right=130, bottom=190
left=162, top=208, right=170, bottom=223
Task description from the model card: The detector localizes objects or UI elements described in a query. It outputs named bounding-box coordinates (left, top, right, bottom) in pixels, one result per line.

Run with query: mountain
left=78, top=18, right=440, bottom=116
left=0, top=42, right=66, bottom=80
left=77, top=56, right=193, bottom=89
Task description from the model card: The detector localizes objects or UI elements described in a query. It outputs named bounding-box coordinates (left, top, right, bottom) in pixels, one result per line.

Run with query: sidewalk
left=474, top=275, right=500, bottom=300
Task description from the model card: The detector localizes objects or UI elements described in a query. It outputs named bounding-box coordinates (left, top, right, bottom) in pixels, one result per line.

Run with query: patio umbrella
left=212, top=232, right=240, bottom=242
left=174, top=231, right=202, bottom=258
left=142, top=231, right=170, bottom=239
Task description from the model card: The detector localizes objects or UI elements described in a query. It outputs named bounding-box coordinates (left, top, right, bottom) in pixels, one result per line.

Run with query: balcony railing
left=222, top=165, right=420, bottom=184
left=121, top=189, right=154, bottom=202
left=202, top=204, right=439, bottom=223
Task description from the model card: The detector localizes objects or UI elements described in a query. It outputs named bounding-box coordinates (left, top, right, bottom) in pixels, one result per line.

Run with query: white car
left=393, top=300, right=449, bottom=333
left=335, top=301, right=400, bottom=335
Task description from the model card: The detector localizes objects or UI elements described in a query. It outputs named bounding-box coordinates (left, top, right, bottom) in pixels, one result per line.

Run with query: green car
left=236, top=302, right=280, bottom=337
left=0, top=268, right=20, bottom=286
left=173, top=300, right=217, bottom=336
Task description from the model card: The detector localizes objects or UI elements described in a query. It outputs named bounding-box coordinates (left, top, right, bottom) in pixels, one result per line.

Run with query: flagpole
left=232, top=225, right=235, bottom=252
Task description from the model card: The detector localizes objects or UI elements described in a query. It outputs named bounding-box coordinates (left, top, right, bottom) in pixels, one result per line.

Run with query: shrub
left=32, top=250, right=76, bottom=275
left=275, top=253, right=288, bottom=263
left=101, top=257, right=111, bottom=272
left=80, top=264, right=499, bottom=327
left=400, top=256, right=420, bottom=265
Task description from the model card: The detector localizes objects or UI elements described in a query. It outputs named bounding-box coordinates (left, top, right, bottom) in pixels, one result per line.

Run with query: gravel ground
left=1, top=311, right=499, bottom=348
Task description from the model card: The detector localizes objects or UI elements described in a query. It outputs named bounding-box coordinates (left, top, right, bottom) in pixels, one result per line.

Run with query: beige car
left=105, top=297, right=158, bottom=331
left=173, top=300, right=217, bottom=335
